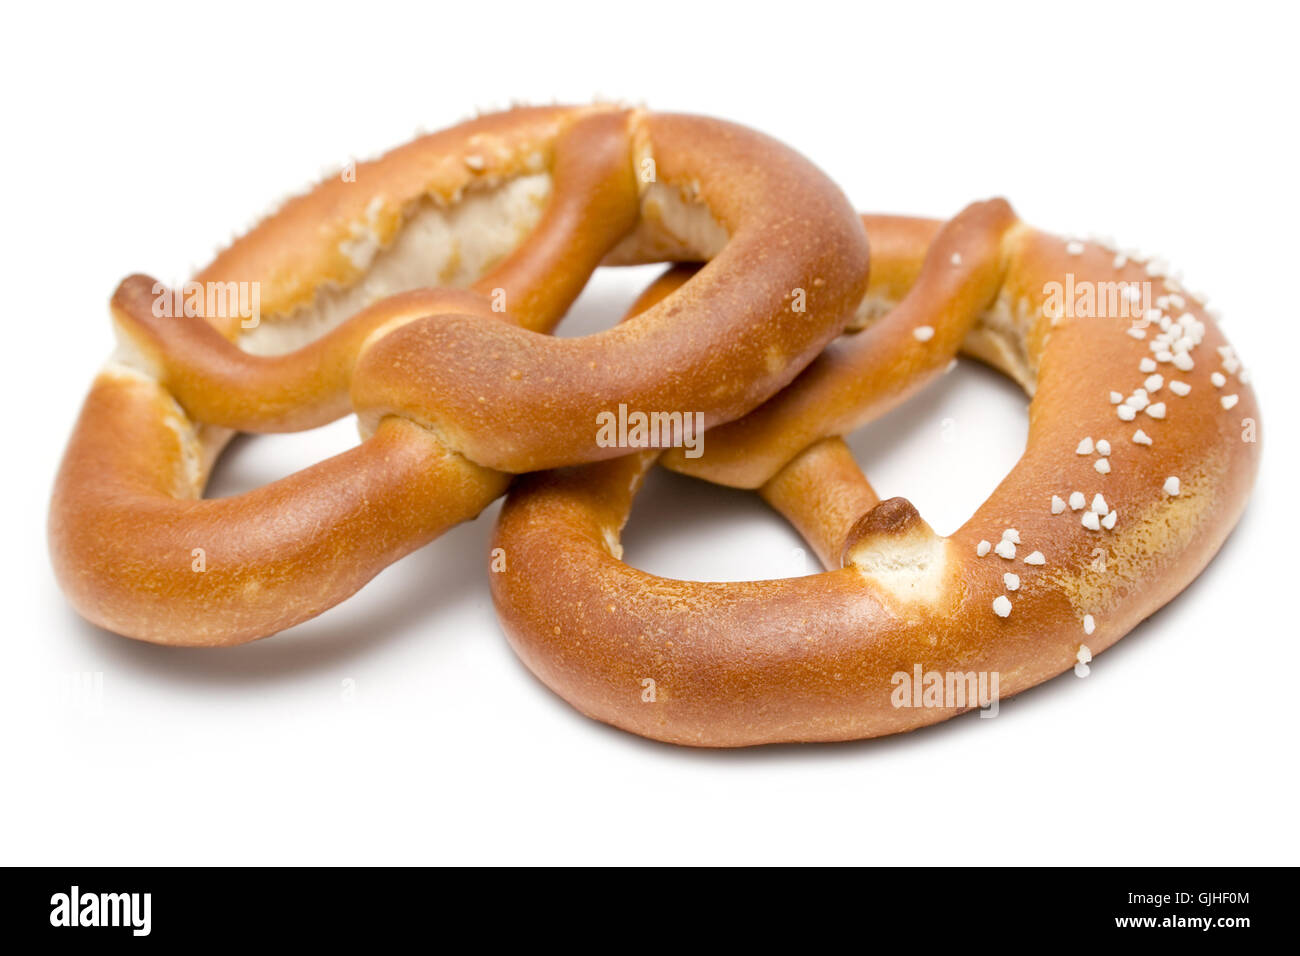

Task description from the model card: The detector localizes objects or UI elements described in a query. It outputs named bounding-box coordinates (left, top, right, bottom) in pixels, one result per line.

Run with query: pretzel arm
left=111, top=281, right=499, bottom=432
left=50, top=373, right=507, bottom=645
left=662, top=199, right=1020, bottom=488
left=759, top=436, right=880, bottom=571
left=471, top=109, right=640, bottom=334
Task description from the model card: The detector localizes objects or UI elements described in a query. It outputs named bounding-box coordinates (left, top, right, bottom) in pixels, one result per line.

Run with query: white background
left=3, top=1, right=1296, bottom=865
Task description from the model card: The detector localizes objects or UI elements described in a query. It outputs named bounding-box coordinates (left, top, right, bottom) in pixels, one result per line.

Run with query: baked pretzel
left=490, top=199, right=1261, bottom=746
left=49, top=105, right=869, bottom=646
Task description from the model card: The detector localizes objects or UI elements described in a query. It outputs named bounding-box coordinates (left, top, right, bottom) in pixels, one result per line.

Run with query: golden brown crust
left=349, top=113, right=871, bottom=472
left=490, top=201, right=1261, bottom=746
left=49, top=106, right=869, bottom=646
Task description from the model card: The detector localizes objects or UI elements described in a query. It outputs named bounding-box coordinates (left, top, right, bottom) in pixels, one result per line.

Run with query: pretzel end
left=841, top=497, right=948, bottom=604
left=110, top=273, right=165, bottom=318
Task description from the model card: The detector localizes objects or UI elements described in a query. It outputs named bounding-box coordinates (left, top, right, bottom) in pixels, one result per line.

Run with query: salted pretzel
left=491, top=199, right=1261, bottom=747
left=49, top=105, right=870, bottom=646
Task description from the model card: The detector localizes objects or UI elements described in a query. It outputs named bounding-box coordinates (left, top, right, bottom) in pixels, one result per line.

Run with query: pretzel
left=490, top=199, right=1261, bottom=746
left=49, top=105, right=870, bottom=646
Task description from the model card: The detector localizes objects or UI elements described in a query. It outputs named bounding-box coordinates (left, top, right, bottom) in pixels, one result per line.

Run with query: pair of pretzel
left=49, top=105, right=1259, bottom=747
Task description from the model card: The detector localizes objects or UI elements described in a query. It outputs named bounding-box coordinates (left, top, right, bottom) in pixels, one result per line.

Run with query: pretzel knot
left=490, top=200, right=1262, bottom=747
left=49, top=106, right=870, bottom=645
